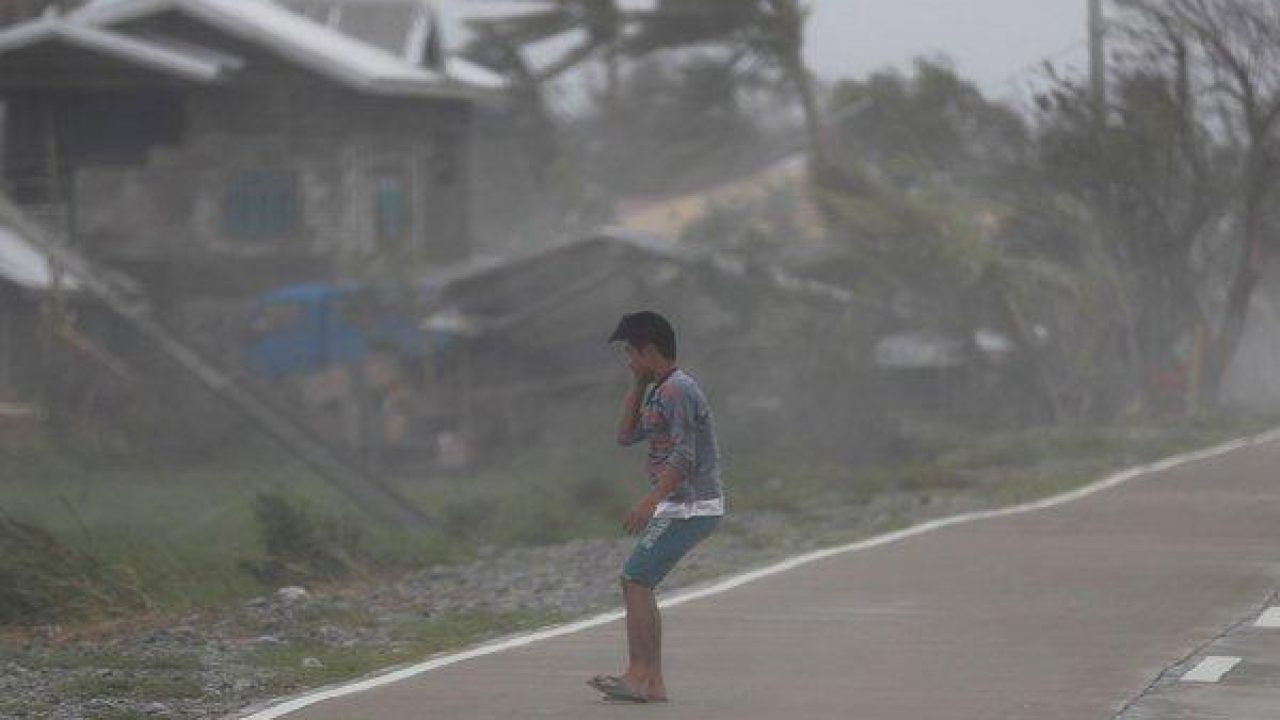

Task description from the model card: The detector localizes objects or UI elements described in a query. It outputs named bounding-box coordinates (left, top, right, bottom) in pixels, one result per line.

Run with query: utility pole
left=1089, top=0, right=1107, bottom=122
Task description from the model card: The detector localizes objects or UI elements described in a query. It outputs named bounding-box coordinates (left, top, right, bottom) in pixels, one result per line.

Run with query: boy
left=588, top=311, right=725, bottom=703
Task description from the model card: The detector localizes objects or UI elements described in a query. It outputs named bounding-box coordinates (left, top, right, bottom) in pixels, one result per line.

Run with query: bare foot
left=588, top=674, right=669, bottom=702
left=623, top=673, right=668, bottom=702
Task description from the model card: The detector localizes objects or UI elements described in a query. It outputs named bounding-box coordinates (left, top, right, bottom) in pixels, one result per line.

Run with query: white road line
left=1180, top=656, right=1242, bottom=683
left=1255, top=607, right=1280, bottom=628
left=235, top=426, right=1280, bottom=720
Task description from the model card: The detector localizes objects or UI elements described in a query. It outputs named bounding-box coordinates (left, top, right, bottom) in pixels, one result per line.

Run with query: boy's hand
left=623, top=494, right=658, bottom=535
left=631, top=366, right=653, bottom=388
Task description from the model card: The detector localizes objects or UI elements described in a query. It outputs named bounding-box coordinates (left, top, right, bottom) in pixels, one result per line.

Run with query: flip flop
left=587, top=675, right=649, bottom=703
left=604, top=694, right=670, bottom=704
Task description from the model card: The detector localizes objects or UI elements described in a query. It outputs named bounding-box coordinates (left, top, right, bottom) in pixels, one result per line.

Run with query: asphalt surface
left=253, top=436, right=1280, bottom=719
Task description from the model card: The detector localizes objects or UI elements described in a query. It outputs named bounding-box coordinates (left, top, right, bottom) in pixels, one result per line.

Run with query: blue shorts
left=622, top=515, right=721, bottom=589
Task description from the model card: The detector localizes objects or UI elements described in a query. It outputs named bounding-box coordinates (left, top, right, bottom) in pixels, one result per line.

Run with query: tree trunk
left=1205, top=157, right=1273, bottom=399
left=1091, top=227, right=1149, bottom=413
left=766, top=1, right=825, bottom=165
left=788, top=54, right=824, bottom=161
left=1206, top=240, right=1262, bottom=397
left=996, top=283, right=1066, bottom=424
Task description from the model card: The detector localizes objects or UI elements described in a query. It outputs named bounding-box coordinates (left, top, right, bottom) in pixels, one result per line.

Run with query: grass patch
left=0, top=457, right=321, bottom=613
left=245, top=610, right=561, bottom=694
left=59, top=673, right=203, bottom=701
left=401, top=609, right=564, bottom=654
left=246, top=643, right=414, bottom=696
left=25, top=650, right=202, bottom=672
left=0, top=700, right=53, bottom=717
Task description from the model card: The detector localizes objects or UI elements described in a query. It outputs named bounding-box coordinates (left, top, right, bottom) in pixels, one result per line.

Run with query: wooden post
left=39, top=99, right=67, bottom=431
left=0, top=289, right=11, bottom=401
left=460, top=340, right=474, bottom=452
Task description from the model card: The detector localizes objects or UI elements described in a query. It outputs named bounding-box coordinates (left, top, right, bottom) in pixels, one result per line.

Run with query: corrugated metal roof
left=0, top=13, right=233, bottom=81
left=67, top=0, right=493, bottom=97
left=275, top=0, right=426, bottom=58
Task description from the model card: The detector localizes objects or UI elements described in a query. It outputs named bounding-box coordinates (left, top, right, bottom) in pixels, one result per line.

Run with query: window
left=374, top=173, right=409, bottom=253
left=223, top=169, right=298, bottom=241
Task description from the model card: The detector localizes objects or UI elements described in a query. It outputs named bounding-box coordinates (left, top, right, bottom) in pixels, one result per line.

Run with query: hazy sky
left=442, top=0, right=1094, bottom=102
left=806, top=0, right=1089, bottom=100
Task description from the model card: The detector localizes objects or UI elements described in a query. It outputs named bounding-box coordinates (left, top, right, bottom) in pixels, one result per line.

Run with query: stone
left=276, top=587, right=310, bottom=603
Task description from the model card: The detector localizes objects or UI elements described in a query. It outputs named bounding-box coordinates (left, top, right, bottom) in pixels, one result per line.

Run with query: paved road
left=256, top=437, right=1280, bottom=719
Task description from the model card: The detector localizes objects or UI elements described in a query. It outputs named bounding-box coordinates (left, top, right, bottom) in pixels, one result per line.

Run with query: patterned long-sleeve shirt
left=618, top=369, right=725, bottom=518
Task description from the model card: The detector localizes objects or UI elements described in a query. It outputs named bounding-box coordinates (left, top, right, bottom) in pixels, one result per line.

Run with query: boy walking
left=589, top=311, right=725, bottom=703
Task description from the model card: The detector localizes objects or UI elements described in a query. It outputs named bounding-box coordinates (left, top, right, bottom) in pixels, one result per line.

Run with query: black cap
left=608, top=311, right=677, bottom=359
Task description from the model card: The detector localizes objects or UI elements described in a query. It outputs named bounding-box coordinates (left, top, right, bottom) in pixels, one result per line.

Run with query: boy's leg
left=595, top=516, right=719, bottom=701
left=621, top=578, right=668, bottom=699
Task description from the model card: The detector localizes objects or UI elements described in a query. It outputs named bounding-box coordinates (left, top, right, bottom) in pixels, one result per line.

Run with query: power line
left=997, top=37, right=1089, bottom=94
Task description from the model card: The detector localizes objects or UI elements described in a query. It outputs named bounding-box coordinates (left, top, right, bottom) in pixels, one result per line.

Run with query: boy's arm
left=623, top=389, right=696, bottom=534
left=616, top=378, right=647, bottom=446
left=624, top=465, right=681, bottom=534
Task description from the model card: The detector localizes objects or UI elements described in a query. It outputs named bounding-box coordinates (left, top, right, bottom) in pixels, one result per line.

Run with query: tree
left=812, top=62, right=1032, bottom=298
left=625, top=1, right=824, bottom=163
left=1118, top=0, right=1280, bottom=397
left=573, top=54, right=772, bottom=199
left=1031, top=21, right=1228, bottom=413
left=463, top=0, right=626, bottom=84
left=830, top=59, right=1030, bottom=193
left=457, top=1, right=643, bottom=249
left=811, top=60, right=1212, bottom=422
left=459, top=0, right=630, bottom=163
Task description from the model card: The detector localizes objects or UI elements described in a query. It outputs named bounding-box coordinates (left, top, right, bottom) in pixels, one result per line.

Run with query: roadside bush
left=0, top=513, right=144, bottom=625
left=239, top=492, right=368, bottom=585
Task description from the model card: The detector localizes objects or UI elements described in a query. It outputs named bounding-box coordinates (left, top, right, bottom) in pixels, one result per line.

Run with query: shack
left=407, top=229, right=883, bottom=464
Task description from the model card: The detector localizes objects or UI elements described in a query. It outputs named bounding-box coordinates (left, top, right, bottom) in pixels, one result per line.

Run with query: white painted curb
left=236, top=426, right=1280, bottom=719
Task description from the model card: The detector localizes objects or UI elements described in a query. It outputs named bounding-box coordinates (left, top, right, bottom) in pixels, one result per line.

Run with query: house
left=0, top=0, right=502, bottom=316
